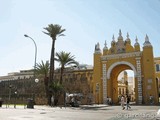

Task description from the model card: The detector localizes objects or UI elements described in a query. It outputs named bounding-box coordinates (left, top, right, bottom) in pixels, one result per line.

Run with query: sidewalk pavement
left=0, top=104, right=159, bottom=120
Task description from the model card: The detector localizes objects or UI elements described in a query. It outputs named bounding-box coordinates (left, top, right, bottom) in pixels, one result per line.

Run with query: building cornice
left=101, top=51, right=142, bottom=61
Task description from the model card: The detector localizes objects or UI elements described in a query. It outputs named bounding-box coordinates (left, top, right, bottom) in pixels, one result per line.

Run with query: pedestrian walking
left=108, top=98, right=112, bottom=105
left=121, top=95, right=125, bottom=110
left=149, top=94, right=154, bottom=104
left=51, top=95, right=54, bottom=107
left=70, top=97, right=75, bottom=107
left=126, top=95, right=131, bottom=110
left=106, top=96, right=109, bottom=105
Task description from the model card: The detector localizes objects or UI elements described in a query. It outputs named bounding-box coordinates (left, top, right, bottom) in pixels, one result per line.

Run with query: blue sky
left=0, top=0, right=160, bottom=76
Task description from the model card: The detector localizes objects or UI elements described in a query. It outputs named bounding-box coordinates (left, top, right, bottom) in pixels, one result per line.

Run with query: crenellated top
left=95, top=30, right=152, bottom=55
left=103, top=40, right=108, bottom=50
left=134, top=36, right=139, bottom=46
left=118, top=29, right=123, bottom=40
left=134, top=36, right=140, bottom=51
left=125, top=32, right=131, bottom=44
left=94, top=42, right=101, bottom=53
left=143, top=34, right=152, bottom=47
left=111, top=35, right=116, bottom=46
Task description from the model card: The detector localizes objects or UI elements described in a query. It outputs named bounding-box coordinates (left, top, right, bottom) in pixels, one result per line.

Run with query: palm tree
left=55, top=51, right=78, bottom=84
left=35, top=60, right=49, bottom=99
left=49, top=82, right=63, bottom=106
left=55, top=51, right=78, bottom=107
left=43, top=24, right=66, bottom=84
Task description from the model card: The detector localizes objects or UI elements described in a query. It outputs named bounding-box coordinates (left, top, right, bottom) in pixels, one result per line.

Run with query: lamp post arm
left=24, top=34, right=37, bottom=79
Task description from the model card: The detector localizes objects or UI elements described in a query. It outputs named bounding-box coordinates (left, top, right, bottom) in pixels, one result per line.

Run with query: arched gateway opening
left=117, top=70, right=135, bottom=103
left=106, top=62, right=136, bottom=104
left=93, top=30, right=159, bottom=105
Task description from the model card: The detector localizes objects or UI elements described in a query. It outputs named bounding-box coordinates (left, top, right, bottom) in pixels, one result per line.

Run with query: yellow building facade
left=155, top=57, right=160, bottom=96
left=93, top=30, right=159, bottom=105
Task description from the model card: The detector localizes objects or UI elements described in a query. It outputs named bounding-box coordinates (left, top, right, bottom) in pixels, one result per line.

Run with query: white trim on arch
left=107, top=61, right=137, bottom=79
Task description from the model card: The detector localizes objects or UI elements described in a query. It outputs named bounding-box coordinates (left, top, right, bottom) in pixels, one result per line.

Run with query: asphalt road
left=0, top=104, right=159, bottom=120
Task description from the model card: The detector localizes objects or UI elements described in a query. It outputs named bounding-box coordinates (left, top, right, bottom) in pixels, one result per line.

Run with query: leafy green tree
left=55, top=51, right=78, bottom=84
left=43, top=24, right=66, bottom=84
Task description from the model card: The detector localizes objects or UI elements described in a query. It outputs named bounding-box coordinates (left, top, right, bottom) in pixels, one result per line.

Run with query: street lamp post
left=24, top=34, right=37, bottom=80
left=14, top=91, right=17, bottom=108
left=24, top=34, right=38, bottom=108
left=34, top=78, right=39, bottom=102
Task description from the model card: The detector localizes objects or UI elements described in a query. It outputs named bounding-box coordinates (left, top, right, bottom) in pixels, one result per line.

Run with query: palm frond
left=55, top=51, right=78, bottom=68
left=43, top=24, right=65, bottom=40
left=35, top=60, right=50, bottom=77
left=42, top=31, right=51, bottom=36
left=58, top=34, right=65, bottom=37
left=50, top=82, right=63, bottom=93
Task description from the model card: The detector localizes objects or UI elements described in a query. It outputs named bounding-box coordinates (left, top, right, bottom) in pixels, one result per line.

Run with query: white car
left=157, top=109, right=160, bottom=120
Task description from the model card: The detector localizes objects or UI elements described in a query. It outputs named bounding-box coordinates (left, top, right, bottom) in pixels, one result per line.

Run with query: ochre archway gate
left=107, top=62, right=136, bottom=104
left=93, top=30, right=159, bottom=105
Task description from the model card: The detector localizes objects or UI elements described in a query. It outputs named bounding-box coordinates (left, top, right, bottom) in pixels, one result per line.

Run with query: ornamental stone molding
left=135, top=57, right=143, bottom=104
left=101, top=51, right=142, bottom=61
left=102, top=63, right=107, bottom=104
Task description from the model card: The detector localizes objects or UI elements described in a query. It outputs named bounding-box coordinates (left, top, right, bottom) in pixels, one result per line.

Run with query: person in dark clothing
left=126, top=95, right=131, bottom=110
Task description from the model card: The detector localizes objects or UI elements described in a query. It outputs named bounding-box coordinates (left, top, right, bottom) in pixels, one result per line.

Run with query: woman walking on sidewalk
left=121, top=95, right=125, bottom=110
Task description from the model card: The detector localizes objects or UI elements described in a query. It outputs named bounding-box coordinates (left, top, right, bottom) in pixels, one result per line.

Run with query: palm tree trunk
left=44, top=77, right=49, bottom=95
left=60, top=67, right=64, bottom=84
left=48, top=39, right=55, bottom=105
left=49, top=39, right=55, bottom=83
left=44, top=77, right=50, bottom=105
left=60, top=67, right=65, bottom=107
